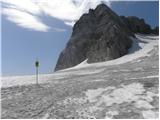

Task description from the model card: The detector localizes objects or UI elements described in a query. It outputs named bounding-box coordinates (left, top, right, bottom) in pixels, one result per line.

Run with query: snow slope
left=1, top=34, right=159, bottom=119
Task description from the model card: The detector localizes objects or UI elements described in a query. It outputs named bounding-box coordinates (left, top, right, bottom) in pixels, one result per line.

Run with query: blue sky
left=1, top=0, right=159, bottom=76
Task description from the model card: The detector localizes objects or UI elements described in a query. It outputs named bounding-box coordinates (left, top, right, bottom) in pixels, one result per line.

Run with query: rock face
left=55, top=4, right=158, bottom=71
left=120, top=16, right=152, bottom=34
left=120, top=16, right=159, bottom=35
left=55, top=4, right=133, bottom=71
left=152, top=26, right=159, bottom=35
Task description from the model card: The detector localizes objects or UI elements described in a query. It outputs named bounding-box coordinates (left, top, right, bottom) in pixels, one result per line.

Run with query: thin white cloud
left=1, top=0, right=111, bottom=31
left=52, top=27, right=66, bottom=32
left=1, top=0, right=50, bottom=32
left=1, top=0, right=41, bottom=14
left=2, top=8, right=49, bottom=32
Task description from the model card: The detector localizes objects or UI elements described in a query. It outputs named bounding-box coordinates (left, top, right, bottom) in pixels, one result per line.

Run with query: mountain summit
left=54, top=4, right=155, bottom=71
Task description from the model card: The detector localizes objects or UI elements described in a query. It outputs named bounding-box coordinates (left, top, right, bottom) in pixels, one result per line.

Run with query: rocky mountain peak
left=54, top=4, right=157, bottom=71
left=95, top=3, right=111, bottom=12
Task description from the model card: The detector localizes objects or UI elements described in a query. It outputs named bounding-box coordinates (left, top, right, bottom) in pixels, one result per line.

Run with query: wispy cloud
left=2, top=8, right=50, bottom=32
left=1, top=0, right=50, bottom=32
left=52, top=27, right=66, bottom=32
left=1, top=0, right=111, bottom=32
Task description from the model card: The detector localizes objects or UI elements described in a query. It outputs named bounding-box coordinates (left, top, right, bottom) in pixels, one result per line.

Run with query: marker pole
left=36, top=66, right=38, bottom=85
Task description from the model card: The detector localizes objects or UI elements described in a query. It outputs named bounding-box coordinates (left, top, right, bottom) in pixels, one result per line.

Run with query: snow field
left=84, top=82, right=158, bottom=118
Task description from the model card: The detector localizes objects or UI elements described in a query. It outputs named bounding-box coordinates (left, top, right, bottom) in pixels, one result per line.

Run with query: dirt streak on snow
left=128, top=75, right=159, bottom=80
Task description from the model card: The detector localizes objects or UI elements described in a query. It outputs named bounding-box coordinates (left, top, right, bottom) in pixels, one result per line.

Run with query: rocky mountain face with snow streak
left=55, top=4, right=133, bottom=71
left=55, top=4, right=158, bottom=71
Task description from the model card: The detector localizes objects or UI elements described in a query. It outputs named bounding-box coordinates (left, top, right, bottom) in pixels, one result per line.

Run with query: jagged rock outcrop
left=152, top=26, right=159, bottom=35
left=55, top=4, right=133, bottom=71
left=120, top=16, right=152, bottom=34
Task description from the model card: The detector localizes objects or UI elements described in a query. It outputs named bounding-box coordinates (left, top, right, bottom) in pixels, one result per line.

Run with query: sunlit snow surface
left=1, top=34, right=159, bottom=119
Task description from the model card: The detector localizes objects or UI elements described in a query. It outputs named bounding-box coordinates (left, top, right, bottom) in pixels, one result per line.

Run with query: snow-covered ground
left=85, top=82, right=158, bottom=118
left=1, top=34, right=159, bottom=119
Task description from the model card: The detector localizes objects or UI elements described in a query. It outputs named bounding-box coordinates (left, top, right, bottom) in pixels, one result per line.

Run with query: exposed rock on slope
left=55, top=4, right=133, bottom=71
left=152, top=26, right=159, bottom=35
left=120, top=16, right=152, bottom=34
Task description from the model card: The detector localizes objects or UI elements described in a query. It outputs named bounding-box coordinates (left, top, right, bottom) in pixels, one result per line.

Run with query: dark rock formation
left=152, top=26, right=159, bottom=35
left=120, top=16, right=152, bottom=34
left=55, top=4, right=133, bottom=71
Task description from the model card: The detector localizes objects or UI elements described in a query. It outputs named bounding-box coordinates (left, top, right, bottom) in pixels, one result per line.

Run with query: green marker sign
left=35, top=60, right=39, bottom=85
left=35, top=61, right=39, bottom=67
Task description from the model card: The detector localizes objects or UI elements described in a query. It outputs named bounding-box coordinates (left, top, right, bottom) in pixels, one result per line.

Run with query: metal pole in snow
left=36, top=66, right=38, bottom=85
